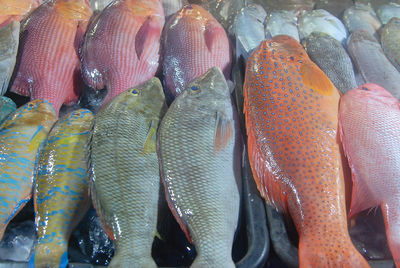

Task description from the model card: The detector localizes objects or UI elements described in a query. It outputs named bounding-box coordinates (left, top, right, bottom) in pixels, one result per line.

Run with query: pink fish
left=10, top=0, right=92, bottom=115
left=81, top=0, right=165, bottom=106
left=162, top=4, right=232, bottom=97
left=339, top=83, right=400, bottom=267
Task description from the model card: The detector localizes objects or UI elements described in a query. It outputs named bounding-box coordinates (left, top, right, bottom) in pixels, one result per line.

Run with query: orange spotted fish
left=243, top=35, right=370, bottom=267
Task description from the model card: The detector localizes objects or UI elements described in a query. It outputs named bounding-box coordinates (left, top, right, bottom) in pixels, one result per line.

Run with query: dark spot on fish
left=361, top=87, right=369, bottom=91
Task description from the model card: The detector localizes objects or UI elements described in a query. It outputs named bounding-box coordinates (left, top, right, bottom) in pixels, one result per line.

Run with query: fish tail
left=381, top=202, right=400, bottom=267
left=30, top=243, right=68, bottom=268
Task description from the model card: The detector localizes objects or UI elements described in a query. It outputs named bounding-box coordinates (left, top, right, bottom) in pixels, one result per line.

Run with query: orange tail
left=381, top=202, right=400, bottom=267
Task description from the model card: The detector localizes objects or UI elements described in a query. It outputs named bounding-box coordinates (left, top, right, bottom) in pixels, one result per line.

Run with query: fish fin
left=10, top=78, right=31, bottom=97
left=214, top=111, right=233, bottom=153
left=380, top=202, right=400, bottom=268
left=135, top=15, right=162, bottom=60
left=55, top=0, right=92, bottom=21
left=155, top=231, right=163, bottom=241
left=204, top=20, right=225, bottom=52
left=143, top=120, right=158, bottom=154
left=1, top=195, right=31, bottom=240
left=300, top=62, right=337, bottom=96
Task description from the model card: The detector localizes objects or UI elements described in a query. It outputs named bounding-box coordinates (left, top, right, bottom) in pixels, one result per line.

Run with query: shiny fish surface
left=0, top=0, right=42, bottom=27
left=158, top=67, right=241, bottom=268
left=266, top=10, right=299, bottom=42
left=255, top=0, right=314, bottom=15
left=88, top=78, right=166, bottom=267
left=162, top=0, right=185, bottom=19
left=377, top=2, right=400, bottom=24
left=243, top=36, right=370, bottom=268
left=303, top=32, right=357, bottom=94
left=30, top=109, right=93, bottom=268
left=0, top=96, right=16, bottom=125
left=0, top=100, right=57, bottom=240
left=347, top=30, right=400, bottom=99
left=89, top=0, right=113, bottom=11
left=343, top=3, right=382, bottom=39
left=0, top=21, right=19, bottom=96
left=381, top=17, right=400, bottom=72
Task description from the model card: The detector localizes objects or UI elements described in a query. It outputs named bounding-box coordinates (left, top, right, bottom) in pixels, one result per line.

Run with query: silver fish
left=266, top=10, right=299, bottom=42
left=89, top=0, right=113, bottom=11
left=0, top=21, right=19, bottom=95
left=314, top=0, right=353, bottom=17
left=381, top=17, right=400, bottom=72
left=347, top=30, right=400, bottom=99
left=355, top=0, right=400, bottom=11
left=88, top=78, right=167, bottom=267
left=303, top=32, right=357, bottom=94
left=253, top=0, right=314, bottom=15
left=377, top=2, right=400, bottom=24
left=158, top=67, right=241, bottom=268
left=343, top=3, right=382, bottom=39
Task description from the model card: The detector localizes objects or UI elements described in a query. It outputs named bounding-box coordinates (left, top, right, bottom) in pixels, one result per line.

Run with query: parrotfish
left=243, top=36, right=370, bottom=267
left=339, top=83, right=400, bottom=268
left=0, top=96, right=16, bottom=124
left=266, top=10, right=299, bottom=42
left=81, top=0, right=165, bottom=106
left=380, top=18, right=400, bottom=72
left=303, top=32, right=357, bottom=94
left=347, top=30, right=400, bottom=99
left=163, top=4, right=232, bottom=97
left=0, top=21, right=19, bottom=95
left=30, top=109, right=94, bottom=268
left=10, top=0, right=92, bottom=115
left=377, top=2, right=400, bottom=24
left=158, top=67, right=241, bottom=268
left=298, top=9, right=348, bottom=43
left=343, top=3, right=382, bottom=39
left=314, top=0, right=353, bottom=17
left=0, top=0, right=42, bottom=27
left=0, top=99, right=57, bottom=240
left=88, top=78, right=166, bottom=267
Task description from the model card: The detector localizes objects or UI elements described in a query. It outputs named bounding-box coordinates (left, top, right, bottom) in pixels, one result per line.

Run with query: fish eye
left=131, top=89, right=140, bottom=95
left=191, top=86, right=199, bottom=91
left=361, top=87, right=369, bottom=91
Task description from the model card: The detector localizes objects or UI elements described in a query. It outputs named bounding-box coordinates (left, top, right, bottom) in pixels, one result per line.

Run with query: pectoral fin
left=143, top=120, right=158, bottom=154
left=214, top=111, right=233, bottom=153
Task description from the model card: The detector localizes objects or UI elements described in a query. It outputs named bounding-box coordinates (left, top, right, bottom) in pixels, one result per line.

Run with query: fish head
left=269, top=35, right=308, bottom=58
left=54, top=0, right=92, bottom=22
left=353, top=83, right=399, bottom=106
left=173, top=4, right=215, bottom=25
left=59, top=108, right=94, bottom=132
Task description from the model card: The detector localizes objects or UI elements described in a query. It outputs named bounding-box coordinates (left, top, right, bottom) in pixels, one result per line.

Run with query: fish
left=162, top=0, right=186, bottom=20
left=0, top=99, right=57, bottom=241
left=10, top=0, right=92, bottom=115
left=355, top=0, right=400, bottom=11
left=298, top=9, right=348, bottom=43
left=380, top=18, right=400, bottom=72
left=163, top=4, right=232, bottom=97
left=314, top=0, right=353, bottom=17
left=0, top=0, right=42, bottom=27
left=29, top=109, right=93, bottom=268
left=254, top=0, right=314, bottom=15
left=377, top=2, right=400, bottom=24
left=81, top=0, right=165, bottom=106
left=303, top=32, right=357, bottom=94
left=234, top=4, right=266, bottom=62
left=89, top=0, right=113, bottom=11
left=0, top=96, right=16, bottom=124
left=0, top=21, right=19, bottom=95
left=343, top=3, right=382, bottom=39
left=266, top=10, right=299, bottom=42
left=87, top=78, right=166, bottom=267
left=158, top=67, right=241, bottom=268
left=347, top=30, right=400, bottom=99
left=338, top=83, right=400, bottom=268
left=243, top=36, right=370, bottom=267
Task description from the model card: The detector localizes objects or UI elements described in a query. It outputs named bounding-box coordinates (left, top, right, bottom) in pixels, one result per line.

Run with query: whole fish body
left=347, top=30, right=400, bottom=99
left=0, top=21, right=19, bottom=95
left=314, top=0, right=353, bottom=17
left=88, top=78, right=166, bottom=267
left=303, top=32, right=357, bottom=94
left=0, top=99, right=57, bottom=240
left=10, top=0, right=92, bottom=114
left=0, top=96, right=16, bottom=124
left=89, top=0, right=113, bottom=11
left=339, top=83, right=400, bottom=268
left=266, top=10, right=299, bottom=42
left=162, top=0, right=186, bottom=20
left=30, top=109, right=94, bottom=268
left=162, top=4, right=231, bottom=97
left=234, top=4, right=266, bottom=62
left=343, top=4, right=382, bottom=39
left=377, top=3, right=400, bottom=24
left=298, top=9, right=348, bottom=43
left=81, top=0, right=165, bottom=106
left=158, top=67, right=241, bottom=268
left=381, top=18, right=400, bottom=72
left=0, top=0, right=42, bottom=27
left=243, top=36, right=370, bottom=267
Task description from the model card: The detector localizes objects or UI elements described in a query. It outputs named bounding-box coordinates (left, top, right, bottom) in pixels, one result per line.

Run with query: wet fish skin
left=303, top=32, right=357, bottom=94
left=81, top=0, right=165, bottom=106
left=0, top=0, right=42, bottom=27
left=254, top=0, right=314, bottom=15
left=347, top=30, right=400, bottom=99
left=30, top=109, right=93, bottom=268
left=0, top=21, right=19, bottom=96
left=0, top=96, right=16, bottom=124
left=0, top=99, right=57, bottom=241
left=163, top=4, right=231, bottom=97
left=243, top=36, right=370, bottom=268
left=88, top=78, right=166, bottom=267
left=162, top=0, right=186, bottom=19
left=343, top=3, right=382, bottom=39
left=266, top=10, right=299, bottom=42
left=381, top=17, right=400, bottom=72
left=314, top=0, right=353, bottom=17
left=377, top=2, right=400, bottom=24
left=298, top=9, right=348, bottom=43
left=89, top=0, right=113, bottom=11
left=158, top=67, right=241, bottom=268
left=355, top=0, right=400, bottom=11
left=339, top=83, right=400, bottom=268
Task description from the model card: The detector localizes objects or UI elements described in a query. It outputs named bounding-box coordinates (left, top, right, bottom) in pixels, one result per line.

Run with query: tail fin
left=381, top=202, right=400, bottom=268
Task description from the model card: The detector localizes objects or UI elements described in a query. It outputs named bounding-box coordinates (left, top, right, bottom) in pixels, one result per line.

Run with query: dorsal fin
left=300, top=62, right=336, bottom=96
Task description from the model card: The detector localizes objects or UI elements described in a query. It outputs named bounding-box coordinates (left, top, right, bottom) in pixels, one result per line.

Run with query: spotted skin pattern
left=30, top=109, right=93, bottom=268
left=0, top=99, right=57, bottom=240
left=244, top=36, right=370, bottom=267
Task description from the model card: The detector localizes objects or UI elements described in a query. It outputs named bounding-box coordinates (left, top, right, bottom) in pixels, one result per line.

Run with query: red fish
left=81, top=0, right=165, bottom=106
left=0, top=0, right=42, bottom=28
left=162, top=4, right=231, bottom=97
left=10, top=0, right=92, bottom=115
left=339, top=83, right=400, bottom=267
left=243, top=35, right=370, bottom=267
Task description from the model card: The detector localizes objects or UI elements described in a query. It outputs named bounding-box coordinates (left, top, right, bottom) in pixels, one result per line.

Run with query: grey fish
left=381, top=17, right=400, bottom=72
left=343, top=3, right=382, bottom=39
left=88, top=78, right=167, bottom=267
left=314, top=0, right=353, bottom=17
left=377, top=2, right=400, bottom=24
left=355, top=0, right=400, bottom=11
left=266, top=10, right=299, bottom=42
left=234, top=4, right=266, bottom=61
left=347, top=30, right=400, bottom=99
left=0, top=96, right=16, bottom=124
left=0, top=21, right=19, bottom=95
left=254, top=0, right=314, bottom=15
left=303, top=32, right=357, bottom=94
left=162, top=0, right=186, bottom=19
left=89, top=0, right=113, bottom=11
left=158, top=67, right=241, bottom=268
